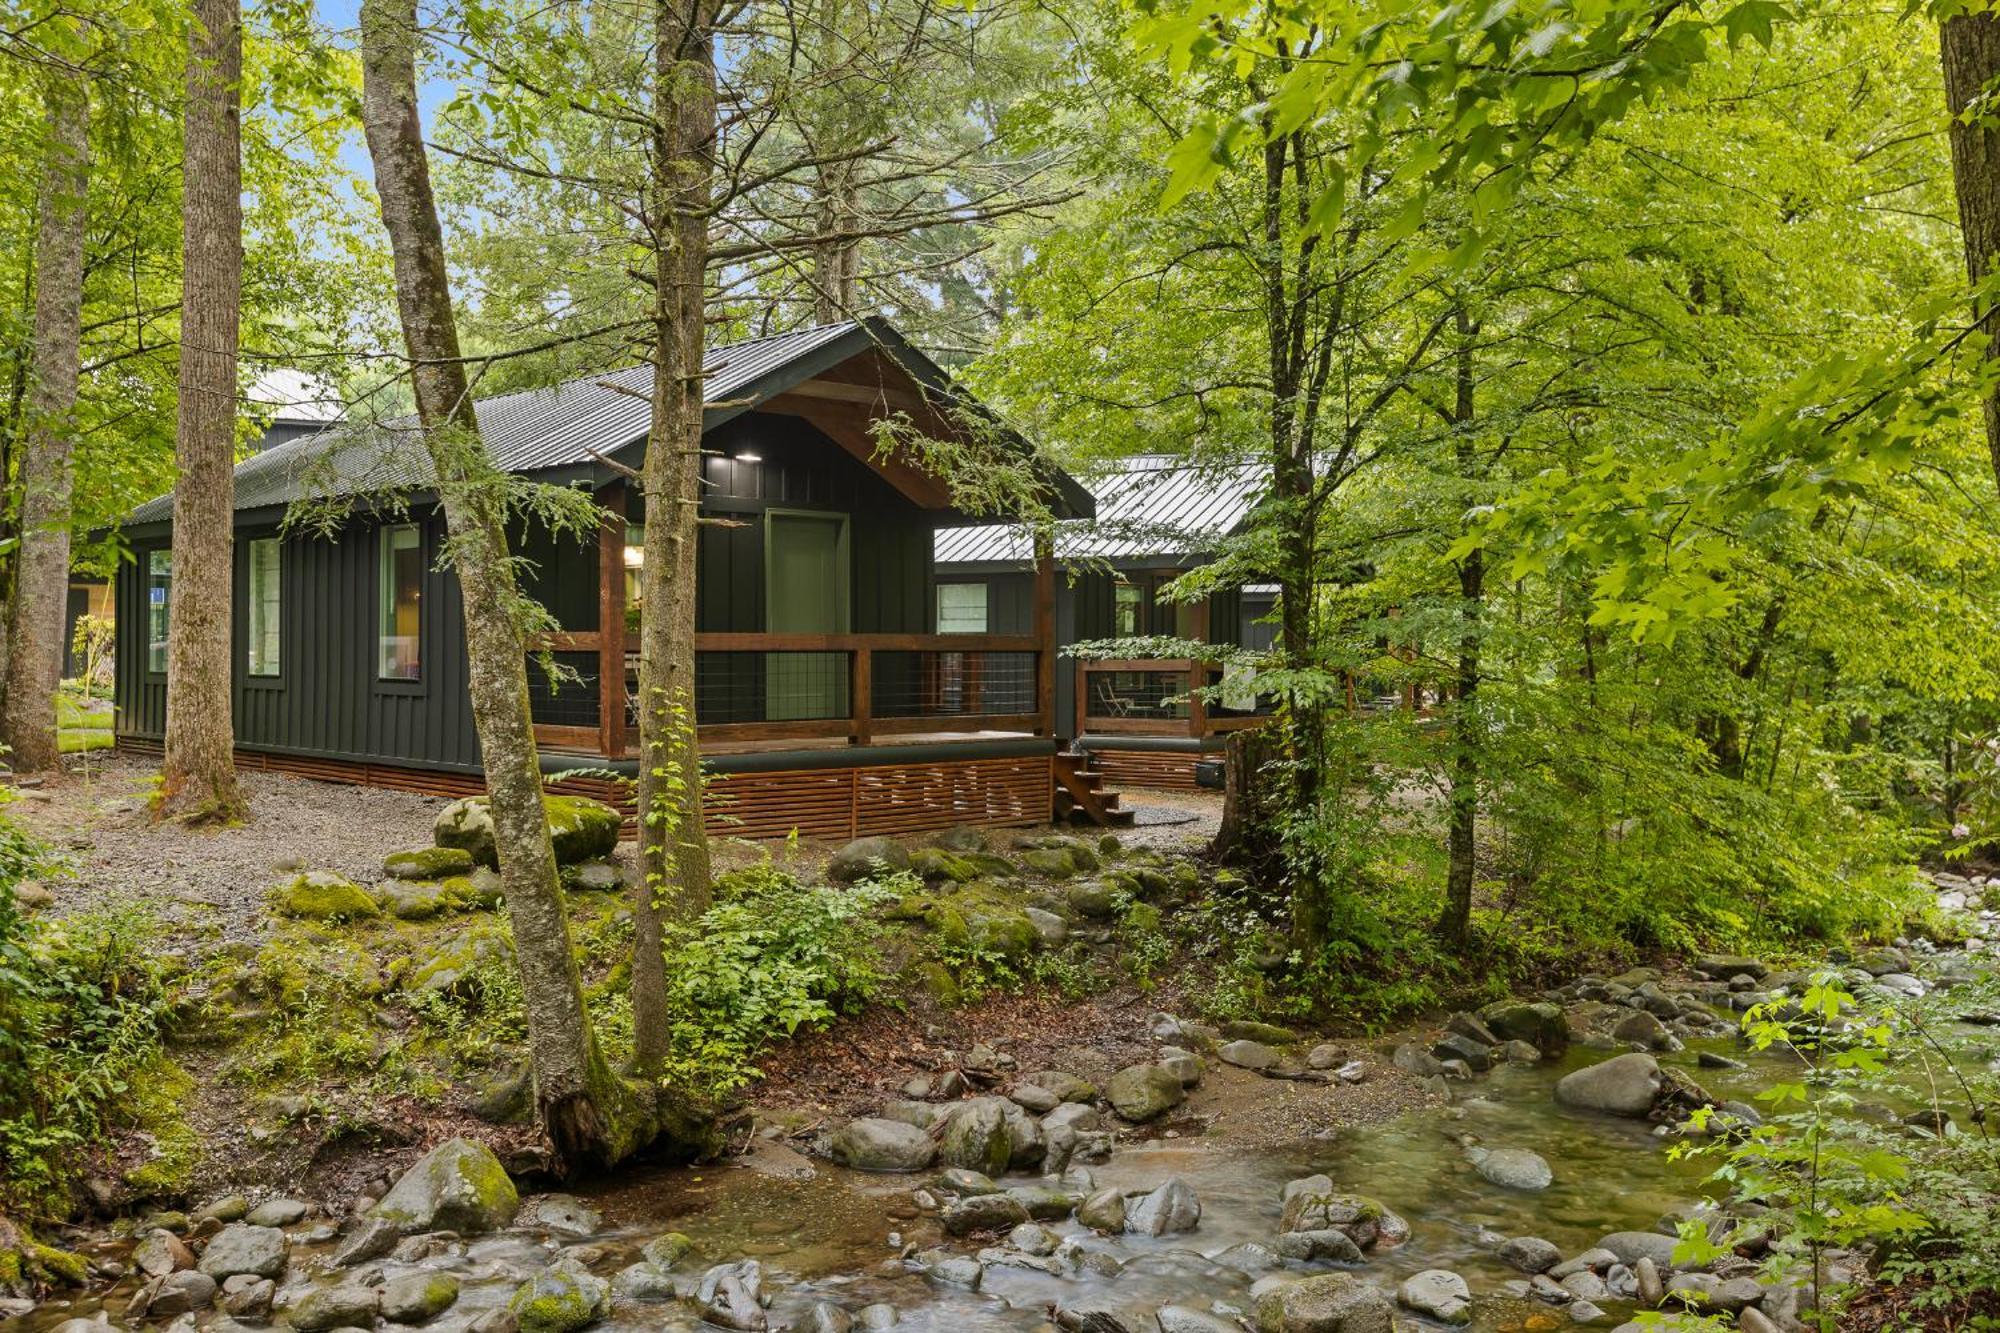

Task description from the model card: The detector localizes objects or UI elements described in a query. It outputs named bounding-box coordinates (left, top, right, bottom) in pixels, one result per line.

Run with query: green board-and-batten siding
left=114, top=411, right=941, bottom=772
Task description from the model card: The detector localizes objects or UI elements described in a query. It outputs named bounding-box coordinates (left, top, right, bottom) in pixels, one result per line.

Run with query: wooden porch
left=526, top=497, right=1059, bottom=759
left=1075, top=657, right=1272, bottom=741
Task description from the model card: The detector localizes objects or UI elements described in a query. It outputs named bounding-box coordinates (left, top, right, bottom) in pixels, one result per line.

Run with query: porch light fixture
left=624, top=544, right=644, bottom=569
left=734, top=450, right=762, bottom=462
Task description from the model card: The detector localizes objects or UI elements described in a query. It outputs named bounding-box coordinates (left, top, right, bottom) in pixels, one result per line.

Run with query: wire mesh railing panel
left=1082, top=669, right=1192, bottom=721
left=527, top=651, right=601, bottom=730
left=873, top=650, right=1036, bottom=720
left=674, top=650, right=852, bottom=726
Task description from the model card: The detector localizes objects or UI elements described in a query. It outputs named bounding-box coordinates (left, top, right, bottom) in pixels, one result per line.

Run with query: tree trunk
left=1438, top=309, right=1481, bottom=949
left=810, top=168, right=861, bottom=323
left=1941, top=12, right=2000, bottom=494
left=630, top=0, right=719, bottom=1080
left=157, top=0, right=247, bottom=822
left=359, top=0, right=646, bottom=1172
left=0, top=72, right=89, bottom=775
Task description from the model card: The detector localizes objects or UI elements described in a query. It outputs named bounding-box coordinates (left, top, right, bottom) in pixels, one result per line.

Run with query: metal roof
left=934, top=455, right=1264, bottom=568
left=247, top=368, right=345, bottom=424
left=129, top=321, right=975, bottom=525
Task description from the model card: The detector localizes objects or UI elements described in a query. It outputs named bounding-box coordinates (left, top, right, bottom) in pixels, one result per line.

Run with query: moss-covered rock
left=828, top=835, right=912, bottom=883
left=897, top=884, right=1041, bottom=960
left=407, top=925, right=513, bottom=998
left=372, top=1137, right=520, bottom=1234
left=381, top=1271, right=461, bottom=1323
left=960, top=850, right=1020, bottom=878
left=909, top=847, right=978, bottom=883
left=122, top=1055, right=201, bottom=1199
left=435, top=795, right=620, bottom=869
left=507, top=1266, right=609, bottom=1333
left=384, top=846, right=476, bottom=880
left=442, top=868, right=504, bottom=909
left=0, top=1218, right=88, bottom=1298
left=375, top=880, right=454, bottom=921
left=1021, top=848, right=1081, bottom=879
left=272, top=870, right=379, bottom=920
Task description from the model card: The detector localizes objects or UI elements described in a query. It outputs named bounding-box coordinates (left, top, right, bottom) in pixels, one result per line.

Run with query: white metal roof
left=934, top=455, right=1263, bottom=567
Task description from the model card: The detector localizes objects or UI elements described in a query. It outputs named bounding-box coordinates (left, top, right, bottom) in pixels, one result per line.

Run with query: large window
left=147, top=550, right=172, bottom=673
left=936, top=582, right=988, bottom=634
left=247, top=538, right=281, bottom=677
left=378, top=524, right=423, bottom=680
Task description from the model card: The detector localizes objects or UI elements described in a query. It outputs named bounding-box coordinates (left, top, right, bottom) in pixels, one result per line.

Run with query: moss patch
left=384, top=847, right=476, bottom=880
left=122, top=1055, right=201, bottom=1199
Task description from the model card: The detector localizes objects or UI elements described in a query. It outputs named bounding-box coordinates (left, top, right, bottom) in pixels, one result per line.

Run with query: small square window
left=937, top=582, right=988, bottom=634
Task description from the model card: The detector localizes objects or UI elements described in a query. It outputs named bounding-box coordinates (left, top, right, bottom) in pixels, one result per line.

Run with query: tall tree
left=157, top=0, right=247, bottom=820
left=359, top=0, right=647, bottom=1168
left=0, top=69, right=89, bottom=774
left=629, top=0, right=720, bottom=1078
left=1940, top=8, right=2000, bottom=493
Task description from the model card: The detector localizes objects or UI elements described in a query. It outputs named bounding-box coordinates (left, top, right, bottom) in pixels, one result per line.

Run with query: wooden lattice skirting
left=115, top=738, right=1053, bottom=841
left=1086, top=747, right=1205, bottom=791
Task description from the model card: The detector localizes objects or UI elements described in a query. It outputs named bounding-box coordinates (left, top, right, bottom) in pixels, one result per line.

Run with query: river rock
left=1468, top=1147, right=1553, bottom=1190
left=243, top=1198, right=307, bottom=1228
left=694, top=1260, right=766, bottom=1330
left=941, top=1193, right=1030, bottom=1236
left=1392, top=1043, right=1446, bottom=1077
left=1255, top=1272, right=1395, bottom=1333
left=1397, top=1270, right=1472, bottom=1325
left=197, top=1224, right=288, bottom=1280
left=806, top=1303, right=853, bottom=1333
left=612, top=1262, right=677, bottom=1301
left=330, top=1217, right=399, bottom=1268
left=134, top=1229, right=195, bottom=1277
left=509, top=1266, right=611, bottom=1333
left=284, top=1282, right=381, bottom=1332
left=1156, top=1307, right=1241, bottom=1333
left=518, top=1193, right=602, bottom=1239
left=1499, top=1236, right=1562, bottom=1273
left=1634, top=1257, right=1664, bottom=1305
left=935, top=1101, right=1011, bottom=1175
left=1612, top=1011, right=1675, bottom=1051
left=1479, top=1000, right=1571, bottom=1054
left=1276, top=1230, right=1364, bottom=1263
left=1009, top=1222, right=1059, bottom=1256
left=832, top=1118, right=936, bottom=1172
left=1598, top=1230, right=1681, bottom=1270
left=1124, top=1178, right=1200, bottom=1236
left=380, top=1273, right=460, bottom=1324
left=1280, top=1183, right=1406, bottom=1250
left=1157, top=1046, right=1204, bottom=1086
left=1010, top=1082, right=1061, bottom=1113
left=1219, top=1039, right=1280, bottom=1071
left=1046, top=1102, right=1102, bottom=1134
left=372, top=1138, right=519, bottom=1234
left=1025, top=1070, right=1096, bottom=1102
left=1107, top=1063, right=1185, bottom=1122
left=1555, top=1053, right=1663, bottom=1117
left=921, top=1253, right=983, bottom=1290
left=1078, top=1187, right=1127, bottom=1232
left=1694, top=954, right=1768, bottom=980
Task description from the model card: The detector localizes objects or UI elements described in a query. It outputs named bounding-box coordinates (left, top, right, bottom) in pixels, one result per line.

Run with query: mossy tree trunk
left=1942, top=10, right=2000, bottom=496
left=358, top=0, right=652, bottom=1172
left=158, top=0, right=248, bottom=823
left=630, top=0, right=719, bottom=1080
left=0, top=71, right=88, bottom=775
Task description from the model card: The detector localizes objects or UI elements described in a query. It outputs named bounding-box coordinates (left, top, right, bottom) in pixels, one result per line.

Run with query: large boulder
left=1467, top=1146, right=1553, bottom=1191
left=1254, top=1273, right=1395, bottom=1333
left=1106, top=1063, right=1185, bottom=1123
left=283, top=1282, right=381, bottom=1332
left=372, top=1137, right=520, bottom=1234
left=935, top=1097, right=1043, bottom=1173
left=1280, top=1181, right=1406, bottom=1251
left=827, top=837, right=912, bottom=883
left=1396, top=1271, right=1471, bottom=1326
left=1555, top=1053, right=1663, bottom=1118
left=197, top=1225, right=288, bottom=1280
left=940, top=1193, right=1030, bottom=1236
left=381, top=1272, right=461, bottom=1324
left=831, top=1119, right=936, bottom=1173
left=434, top=795, right=619, bottom=869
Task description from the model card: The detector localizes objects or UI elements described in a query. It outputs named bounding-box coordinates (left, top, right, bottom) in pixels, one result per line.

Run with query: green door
left=765, top=511, right=849, bottom=721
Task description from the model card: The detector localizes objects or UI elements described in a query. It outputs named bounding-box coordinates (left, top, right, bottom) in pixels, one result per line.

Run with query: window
left=147, top=550, right=172, bottom=673
left=1113, top=582, right=1142, bottom=636
left=936, top=582, right=988, bottom=634
left=378, top=524, right=423, bottom=680
left=247, top=538, right=281, bottom=677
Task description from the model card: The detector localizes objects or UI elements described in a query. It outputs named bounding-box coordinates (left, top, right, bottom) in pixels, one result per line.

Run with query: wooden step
left=1052, top=753, right=1136, bottom=827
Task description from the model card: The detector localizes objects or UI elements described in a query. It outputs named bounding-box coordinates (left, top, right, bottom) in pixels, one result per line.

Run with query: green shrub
left=655, top=865, right=894, bottom=1094
left=0, top=801, right=174, bottom=1213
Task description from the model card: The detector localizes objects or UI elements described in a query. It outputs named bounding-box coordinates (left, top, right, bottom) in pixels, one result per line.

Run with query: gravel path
left=11, top=756, right=445, bottom=944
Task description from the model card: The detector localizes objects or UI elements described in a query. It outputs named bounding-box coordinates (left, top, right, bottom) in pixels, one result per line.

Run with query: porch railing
left=529, top=631, right=1051, bottom=753
left=1076, top=658, right=1273, bottom=739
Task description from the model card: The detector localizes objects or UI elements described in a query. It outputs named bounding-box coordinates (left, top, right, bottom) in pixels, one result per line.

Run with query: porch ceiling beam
left=783, top=378, right=928, bottom=412
left=761, top=391, right=954, bottom=509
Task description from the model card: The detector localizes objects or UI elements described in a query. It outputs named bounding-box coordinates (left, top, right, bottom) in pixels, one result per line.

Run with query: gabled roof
left=127, top=319, right=1089, bottom=526
left=934, top=455, right=1264, bottom=569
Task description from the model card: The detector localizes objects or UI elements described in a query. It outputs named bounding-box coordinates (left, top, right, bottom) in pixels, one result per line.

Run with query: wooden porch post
left=851, top=646, right=872, bottom=745
left=597, top=481, right=627, bottom=758
left=1033, top=533, right=1055, bottom=736
left=1188, top=598, right=1211, bottom=738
